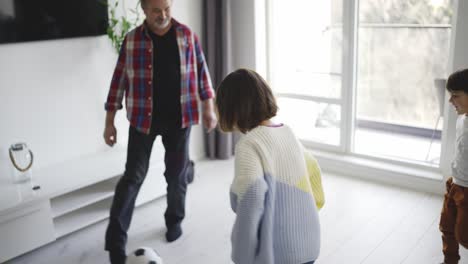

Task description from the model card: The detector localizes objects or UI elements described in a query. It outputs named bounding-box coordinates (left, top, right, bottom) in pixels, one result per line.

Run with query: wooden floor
left=8, top=159, right=468, bottom=264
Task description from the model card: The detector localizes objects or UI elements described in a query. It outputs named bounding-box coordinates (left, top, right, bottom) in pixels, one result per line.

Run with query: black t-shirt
left=148, top=26, right=181, bottom=128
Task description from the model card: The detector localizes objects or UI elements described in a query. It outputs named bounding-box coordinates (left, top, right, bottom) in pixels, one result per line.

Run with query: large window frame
left=265, top=0, right=458, bottom=176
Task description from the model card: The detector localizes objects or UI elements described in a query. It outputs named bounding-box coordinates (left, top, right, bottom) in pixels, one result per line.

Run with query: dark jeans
left=105, top=125, right=192, bottom=252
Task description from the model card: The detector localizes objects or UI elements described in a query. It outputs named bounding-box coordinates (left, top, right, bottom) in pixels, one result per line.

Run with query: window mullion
left=342, top=0, right=359, bottom=154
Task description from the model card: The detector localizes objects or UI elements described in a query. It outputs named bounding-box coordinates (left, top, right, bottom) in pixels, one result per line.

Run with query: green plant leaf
left=106, top=0, right=139, bottom=53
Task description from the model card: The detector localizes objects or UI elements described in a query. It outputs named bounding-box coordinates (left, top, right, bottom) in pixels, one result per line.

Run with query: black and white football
left=126, top=247, right=163, bottom=264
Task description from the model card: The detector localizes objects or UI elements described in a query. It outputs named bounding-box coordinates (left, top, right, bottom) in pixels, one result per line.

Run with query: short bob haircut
left=447, top=68, right=468, bottom=94
left=215, top=68, right=278, bottom=133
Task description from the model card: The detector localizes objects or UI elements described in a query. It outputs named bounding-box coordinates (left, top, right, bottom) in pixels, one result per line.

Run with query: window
left=268, top=0, right=344, bottom=148
left=355, top=0, right=453, bottom=165
left=268, top=0, right=454, bottom=168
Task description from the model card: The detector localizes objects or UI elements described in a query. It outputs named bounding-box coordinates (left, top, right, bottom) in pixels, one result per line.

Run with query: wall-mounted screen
left=0, top=0, right=108, bottom=44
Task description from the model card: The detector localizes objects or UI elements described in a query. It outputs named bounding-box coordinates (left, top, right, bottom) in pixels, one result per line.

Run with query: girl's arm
left=230, top=143, right=267, bottom=263
left=304, top=149, right=325, bottom=210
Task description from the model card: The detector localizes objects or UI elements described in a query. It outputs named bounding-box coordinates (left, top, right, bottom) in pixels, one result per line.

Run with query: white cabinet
left=50, top=177, right=118, bottom=237
left=49, top=162, right=166, bottom=239
left=0, top=200, right=55, bottom=263
left=0, top=141, right=167, bottom=262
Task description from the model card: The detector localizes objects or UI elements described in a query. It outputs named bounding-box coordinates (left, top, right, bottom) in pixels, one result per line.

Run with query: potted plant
left=106, top=0, right=141, bottom=53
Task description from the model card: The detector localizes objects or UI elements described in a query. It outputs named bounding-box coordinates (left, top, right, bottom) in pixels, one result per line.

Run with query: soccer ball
left=126, top=247, right=164, bottom=264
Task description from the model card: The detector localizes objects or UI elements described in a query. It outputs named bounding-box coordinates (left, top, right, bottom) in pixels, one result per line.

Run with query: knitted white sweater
left=230, top=124, right=321, bottom=264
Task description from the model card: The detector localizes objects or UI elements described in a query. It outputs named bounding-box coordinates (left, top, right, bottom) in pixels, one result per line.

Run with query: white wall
left=230, top=0, right=255, bottom=70
left=0, top=0, right=205, bottom=178
left=230, top=0, right=266, bottom=76
left=450, top=0, right=468, bottom=72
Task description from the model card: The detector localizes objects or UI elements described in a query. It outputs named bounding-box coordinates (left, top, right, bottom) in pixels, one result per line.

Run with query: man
left=103, top=0, right=217, bottom=263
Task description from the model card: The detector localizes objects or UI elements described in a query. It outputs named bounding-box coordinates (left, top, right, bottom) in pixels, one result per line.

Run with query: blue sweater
left=230, top=125, right=322, bottom=264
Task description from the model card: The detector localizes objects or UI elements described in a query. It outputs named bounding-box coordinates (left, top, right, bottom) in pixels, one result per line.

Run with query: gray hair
left=140, top=0, right=173, bottom=9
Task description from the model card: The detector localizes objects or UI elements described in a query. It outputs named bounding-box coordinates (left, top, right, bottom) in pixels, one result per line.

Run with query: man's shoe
left=165, top=225, right=182, bottom=242
left=109, top=250, right=126, bottom=264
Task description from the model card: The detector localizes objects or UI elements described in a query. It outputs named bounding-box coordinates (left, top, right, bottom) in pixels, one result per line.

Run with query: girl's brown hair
left=215, top=69, right=278, bottom=133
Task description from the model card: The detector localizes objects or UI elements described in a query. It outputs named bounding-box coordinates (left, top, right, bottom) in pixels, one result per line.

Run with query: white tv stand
left=0, top=142, right=167, bottom=263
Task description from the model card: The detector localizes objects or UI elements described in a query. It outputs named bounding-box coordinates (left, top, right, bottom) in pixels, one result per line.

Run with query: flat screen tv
left=0, top=0, right=108, bottom=44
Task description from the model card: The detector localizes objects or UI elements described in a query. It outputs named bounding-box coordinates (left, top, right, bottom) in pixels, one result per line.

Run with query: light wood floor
left=8, top=159, right=468, bottom=264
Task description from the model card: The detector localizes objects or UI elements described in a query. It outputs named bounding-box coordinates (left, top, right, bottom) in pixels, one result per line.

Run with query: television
left=0, top=0, right=108, bottom=44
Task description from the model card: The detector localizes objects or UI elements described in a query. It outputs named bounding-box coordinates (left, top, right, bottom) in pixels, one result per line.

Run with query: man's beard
left=154, top=18, right=170, bottom=29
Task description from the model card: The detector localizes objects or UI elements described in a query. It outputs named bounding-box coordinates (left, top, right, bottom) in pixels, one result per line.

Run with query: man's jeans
left=105, top=125, right=192, bottom=252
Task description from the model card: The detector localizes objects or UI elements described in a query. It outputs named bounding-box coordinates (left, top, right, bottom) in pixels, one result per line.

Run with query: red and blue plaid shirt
left=105, top=19, right=214, bottom=134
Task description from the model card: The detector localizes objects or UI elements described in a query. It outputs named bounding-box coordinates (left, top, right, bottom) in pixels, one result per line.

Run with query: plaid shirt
left=105, top=19, right=214, bottom=134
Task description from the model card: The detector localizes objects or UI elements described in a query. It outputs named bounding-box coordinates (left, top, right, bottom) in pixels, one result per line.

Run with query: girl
left=215, top=69, right=324, bottom=264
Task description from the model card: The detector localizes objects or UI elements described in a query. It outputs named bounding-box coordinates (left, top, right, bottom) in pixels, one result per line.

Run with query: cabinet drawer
left=0, top=200, right=55, bottom=263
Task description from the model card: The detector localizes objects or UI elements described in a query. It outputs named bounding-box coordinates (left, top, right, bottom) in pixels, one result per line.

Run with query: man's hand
left=203, top=110, right=217, bottom=132
left=202, top=99, right=217, bottom=132
left=104, top=124, right=117, bottom=147
left=104, top=110, right=117, bottom=147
